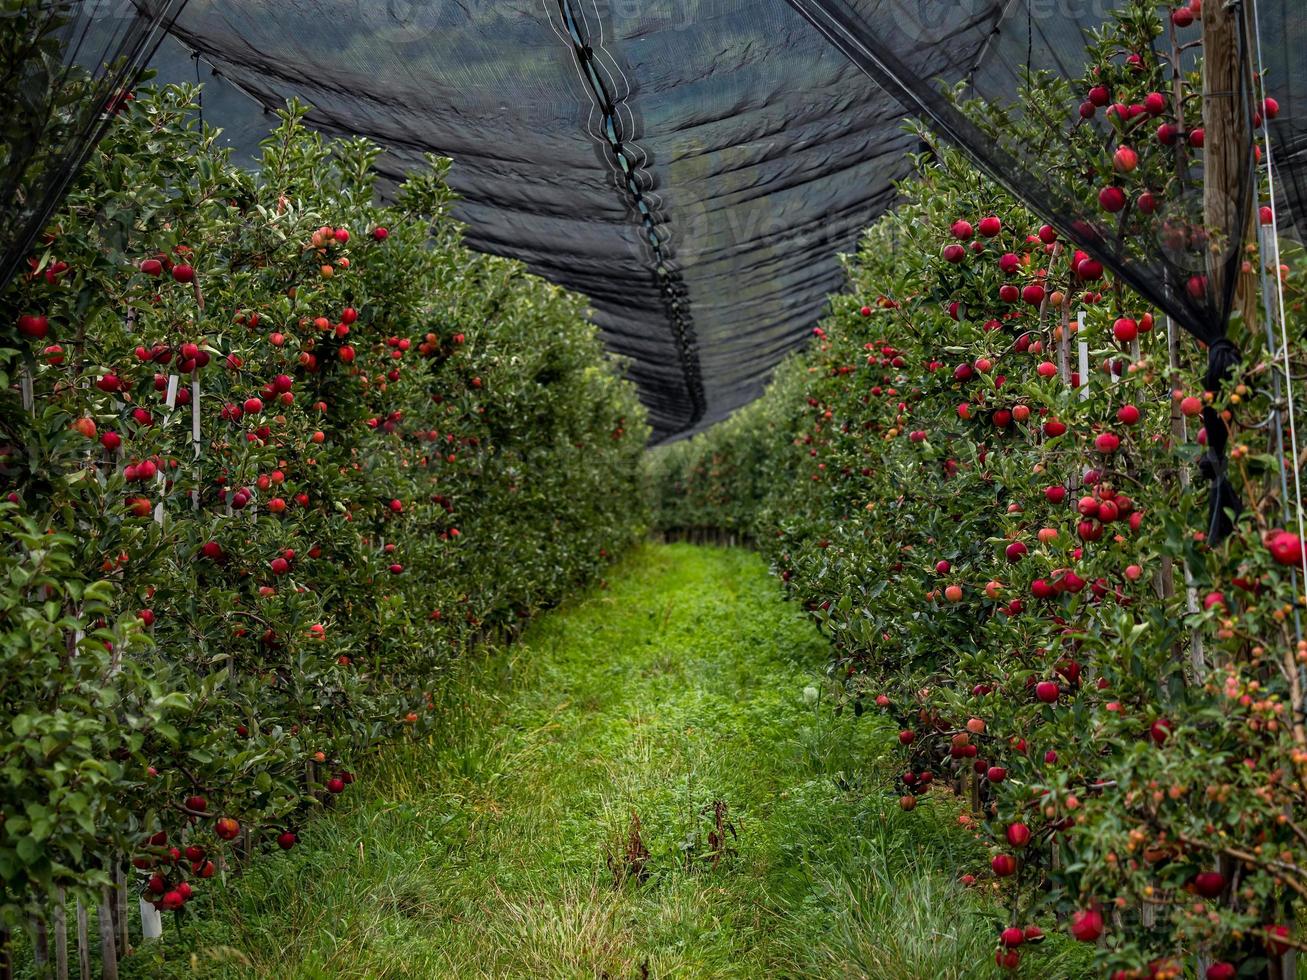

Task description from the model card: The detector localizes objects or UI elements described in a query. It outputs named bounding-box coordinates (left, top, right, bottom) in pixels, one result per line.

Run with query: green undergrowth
left=117, top=543, right=1092, bottom=979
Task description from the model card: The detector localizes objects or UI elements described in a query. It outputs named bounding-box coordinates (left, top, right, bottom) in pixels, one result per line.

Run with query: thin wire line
left=1250, top=0, right=1307, bottom=639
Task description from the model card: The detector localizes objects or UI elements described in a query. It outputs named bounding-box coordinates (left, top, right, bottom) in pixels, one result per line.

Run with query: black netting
left=1254, top=0, right=1307, bottom=240
left=13, top=1, right=1303, bottom=447
left=141, top=0, right=975, bottom=440
left=1, top=0, right=189, bottom=293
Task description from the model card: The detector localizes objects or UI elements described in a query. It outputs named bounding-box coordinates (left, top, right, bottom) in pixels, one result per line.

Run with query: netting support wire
left=963, top=0, right=1023, bottom=88
left=1250, top=0, right=1307, bottom=679
left=549, top=0, right=706, bottom=427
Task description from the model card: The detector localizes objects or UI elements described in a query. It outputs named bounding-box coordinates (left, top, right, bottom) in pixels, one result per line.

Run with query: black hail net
left=1254, top=0, right=1307, bottom=242
left=779, top=0, right=1301, bottom=543
left=1, top=0, right=189, bottom=294
left=142, top=0, right=989, bottom=441
left=11, top=2, right=1303, bottom=452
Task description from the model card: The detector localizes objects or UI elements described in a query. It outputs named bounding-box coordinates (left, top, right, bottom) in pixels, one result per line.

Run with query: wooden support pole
left=32, top=915, right=48, bottom=971
left=98, top=888, right=118, bottom=980
left=1200, top=10, right=1258, bottom=979
left=115, top=864, right=129, bottom=954
left=53, top=889, right=68, bottom=980
left=1202, top=0, right=1256, bottom=326
left=75, top=901, right=90, bottom=980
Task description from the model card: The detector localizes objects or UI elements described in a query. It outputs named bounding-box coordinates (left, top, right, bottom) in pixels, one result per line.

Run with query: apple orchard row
left=648, top=7, right=1307, bottom=977
left=0, top=91, right=646, bottom=932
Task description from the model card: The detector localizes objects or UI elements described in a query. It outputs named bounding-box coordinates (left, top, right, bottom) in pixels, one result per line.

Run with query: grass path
left=128, top=543, right=1084, bottom=979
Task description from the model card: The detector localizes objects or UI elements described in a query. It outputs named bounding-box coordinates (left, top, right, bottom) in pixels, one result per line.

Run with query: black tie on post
left=1199, top=337, right=1243, bottom=544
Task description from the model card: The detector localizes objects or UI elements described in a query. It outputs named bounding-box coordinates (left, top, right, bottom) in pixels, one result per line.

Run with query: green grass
left=118, top=543, right=1092, bottom=979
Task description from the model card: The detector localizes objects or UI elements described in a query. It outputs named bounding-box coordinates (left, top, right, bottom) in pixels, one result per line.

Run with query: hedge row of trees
left=649, top=6, right=1307, bottom=976
left=0, top=85, right=647, bottom=961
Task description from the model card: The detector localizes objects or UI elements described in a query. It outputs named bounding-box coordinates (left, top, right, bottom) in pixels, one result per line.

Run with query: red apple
left=1265, top=924, right=1291, bottom=956
left=1193, top=871, right=1226, bottom=898
left=17, top=314, right=49, bottom=339
left=1098, top=186, right=1127, bottom=213
left=215, top=817, right=240, bottom=840
left=1094, top=433, right=1120, bottom=454
left=1112, top=146, right=1139, bottom=173
left=1268, top=530, right=1303, bottom=566
left=1070, top=907, right=1103, bottom=942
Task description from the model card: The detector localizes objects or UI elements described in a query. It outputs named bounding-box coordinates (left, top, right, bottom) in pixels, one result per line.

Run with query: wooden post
left=32, top=915, right=48, bottom=971
left=98, top=888, right=118, bottom=980
left=1202, top=0, right=1256, bottom=325
left=53, top=889, right=68, bottom=980
left=74, top=901, right=90, bottom=980
left=1199, top=11, right=1257, bottom=978
left=114, top=864, right=129, bottom=954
